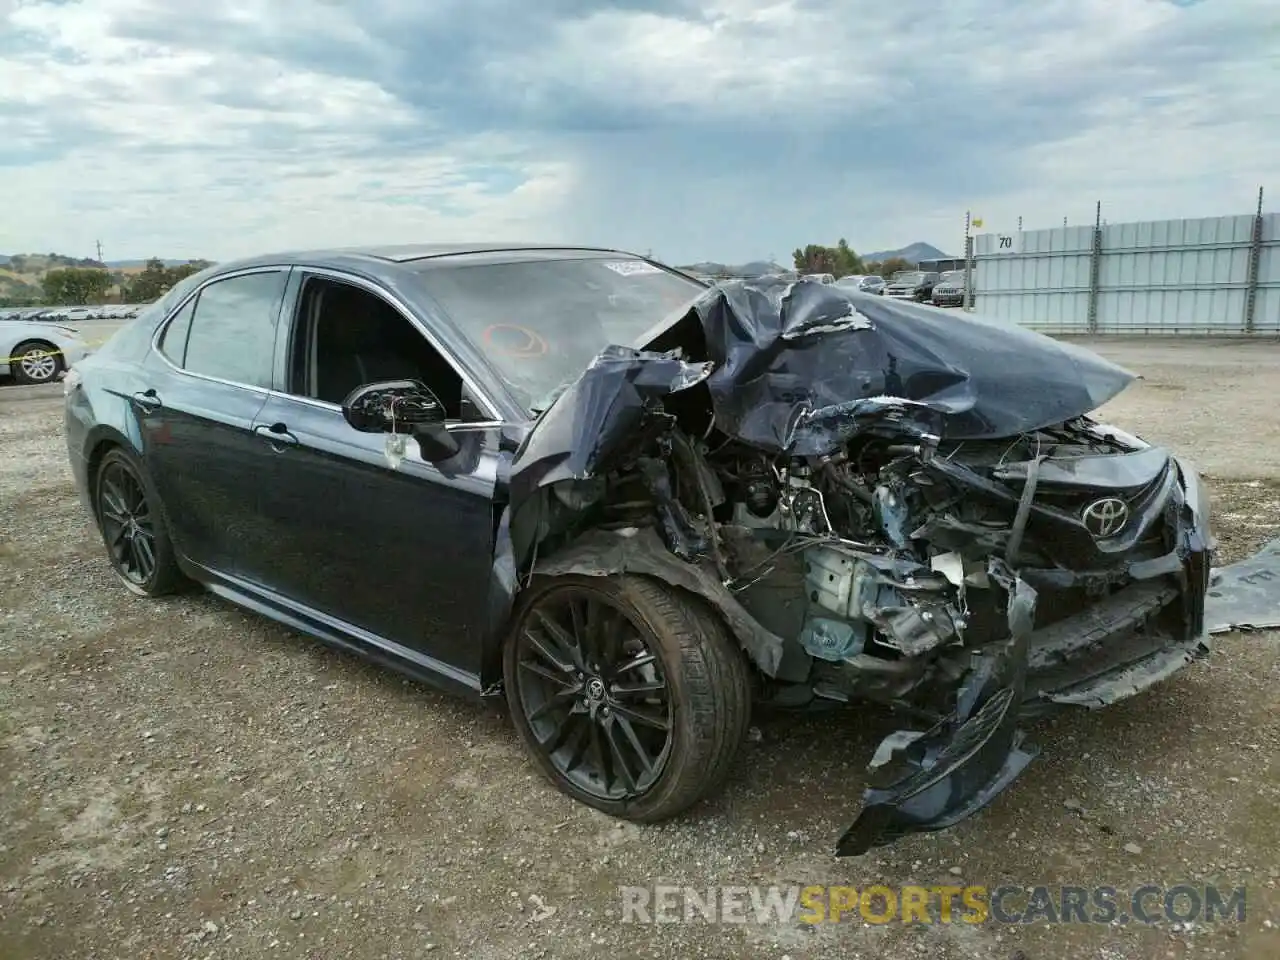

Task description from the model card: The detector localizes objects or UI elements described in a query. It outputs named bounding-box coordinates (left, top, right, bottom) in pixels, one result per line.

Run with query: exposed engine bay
left=505, top=278, right=1213, bottom=855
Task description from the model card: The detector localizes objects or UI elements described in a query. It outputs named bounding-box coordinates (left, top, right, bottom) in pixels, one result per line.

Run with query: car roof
left=209, top=243, right=654, bottom=275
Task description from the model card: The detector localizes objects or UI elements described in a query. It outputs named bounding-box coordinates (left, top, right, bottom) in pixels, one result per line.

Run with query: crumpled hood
left=511, top=278, right=1136, bottom=491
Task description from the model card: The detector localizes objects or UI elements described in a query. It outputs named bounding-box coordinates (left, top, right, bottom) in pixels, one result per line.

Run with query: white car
left=1, top=319, right=92, bottom=385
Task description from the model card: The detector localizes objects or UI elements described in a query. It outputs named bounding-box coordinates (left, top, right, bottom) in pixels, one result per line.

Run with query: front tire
left=504, top=574, right=751, bottom=822
left=10, top=341, right=64, bottom=385
left=94, top=449, right=185, bottom=597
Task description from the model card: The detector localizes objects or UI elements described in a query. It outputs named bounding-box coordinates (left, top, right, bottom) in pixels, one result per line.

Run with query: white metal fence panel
left=971, top=208, right=1279, bottom=334
left=1256, top=218, right=1280, bottom=333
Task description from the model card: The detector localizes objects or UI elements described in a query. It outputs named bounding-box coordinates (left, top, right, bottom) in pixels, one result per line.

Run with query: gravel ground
left=2, top=338, right=1279, bottom=959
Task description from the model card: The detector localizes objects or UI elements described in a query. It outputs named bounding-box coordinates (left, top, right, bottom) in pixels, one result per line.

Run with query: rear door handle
left=132, top=389, right=161, bottom=411
left=253, top=422, right=299, bottom=450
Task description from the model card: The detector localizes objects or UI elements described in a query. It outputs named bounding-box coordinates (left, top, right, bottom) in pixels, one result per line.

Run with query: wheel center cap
left=585, top=678, right=606, bottom=701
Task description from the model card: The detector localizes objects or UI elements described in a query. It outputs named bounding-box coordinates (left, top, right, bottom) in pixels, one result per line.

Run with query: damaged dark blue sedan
left=63, top=244, right=1213, bottom=855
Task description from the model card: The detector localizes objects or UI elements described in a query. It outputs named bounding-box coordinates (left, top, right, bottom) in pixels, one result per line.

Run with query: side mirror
left=341, top=380, right=460, bottom=463
left=342, top=380, right=445, bottom=432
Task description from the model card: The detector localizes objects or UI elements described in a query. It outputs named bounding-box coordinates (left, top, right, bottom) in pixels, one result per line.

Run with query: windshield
left=410, top=256, right=706, bottom=411
left=941, top=271, right=964, bottom=283
left=893, top=272, right=924, bottom=284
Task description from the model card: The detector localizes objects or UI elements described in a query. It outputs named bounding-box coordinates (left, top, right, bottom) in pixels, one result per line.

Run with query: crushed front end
left=506, top=279, right=1213, bottom=856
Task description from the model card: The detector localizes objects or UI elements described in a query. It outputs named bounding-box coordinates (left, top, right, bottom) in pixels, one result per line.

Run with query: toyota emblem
left=1082, top=497, right=1129, bottom=538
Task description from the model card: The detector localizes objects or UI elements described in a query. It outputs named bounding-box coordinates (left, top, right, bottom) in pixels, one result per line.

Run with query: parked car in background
left=835, top=274, right=886, bottom=295
left=63, top=307, right=96, bottom=322
left=2, top=317, right=91, bottom=384
left=931, top=270, right=968, bottom=307
left=885, top=271, right=940, bottom=302
left=801, top=272, right=835, bottom=284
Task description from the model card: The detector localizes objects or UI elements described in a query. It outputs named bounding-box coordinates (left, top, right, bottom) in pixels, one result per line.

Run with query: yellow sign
left=971, top=217, right=984, bottom=229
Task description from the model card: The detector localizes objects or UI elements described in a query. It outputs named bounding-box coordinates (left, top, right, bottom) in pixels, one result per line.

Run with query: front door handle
left=253, top=422, right=299, bottom=450
left=132, top=388, right=162, bottom=412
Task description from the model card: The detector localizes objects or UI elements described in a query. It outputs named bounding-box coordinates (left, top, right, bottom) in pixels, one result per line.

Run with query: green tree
left=876, top=256, right=916, bottom=279
left=123, top=258, right=172, bottom=302
left=41, top=267, right=112, bottom=305
left=124, top=259, right=214, bottom=302
left=834, top=238, right=865, bottom=276
left=793, top=241, right=866, bottom=278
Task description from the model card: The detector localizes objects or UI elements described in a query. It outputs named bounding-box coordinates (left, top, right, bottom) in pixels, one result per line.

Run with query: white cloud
left=0, top=0, right=1274, bottom=264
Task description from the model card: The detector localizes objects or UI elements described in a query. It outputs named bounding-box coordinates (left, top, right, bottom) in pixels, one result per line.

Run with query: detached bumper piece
left=837, top=685, right=1037, bottom=856
left=838, top=570, right=1039, bottom=857
left=1024, top=578, right=1210, bottom=715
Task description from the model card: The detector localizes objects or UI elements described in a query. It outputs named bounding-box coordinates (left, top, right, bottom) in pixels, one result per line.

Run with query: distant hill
left=861, top=242, right=951, bottom=264
left=104, top=258, right=195, bottom=268
left=0, top=253, right=200, bottom=271
left=2, top=253, right=108, bottom=273
left=0, top=252, right=210, bottom=306
left=678, top=259, right=789, bottom=277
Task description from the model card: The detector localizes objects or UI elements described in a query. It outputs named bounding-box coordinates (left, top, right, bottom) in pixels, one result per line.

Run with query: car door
left=139, top=267, right=290, bottom=580
left=247, top=270, right=504, bottom=687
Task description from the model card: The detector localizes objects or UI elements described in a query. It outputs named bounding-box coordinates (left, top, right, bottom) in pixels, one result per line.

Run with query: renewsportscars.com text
left=619, top=884, right=1247, bottom=926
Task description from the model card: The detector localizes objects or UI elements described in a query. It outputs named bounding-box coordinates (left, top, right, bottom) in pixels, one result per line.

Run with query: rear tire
left=10, top=341, right=64, bottom=385
left=504, top=574, right=752, bottom=822
left=94, top=448, right=185, bottom=597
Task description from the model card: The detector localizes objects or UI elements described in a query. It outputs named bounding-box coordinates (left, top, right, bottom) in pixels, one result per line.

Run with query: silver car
left=835, top=274, right=886, bottom=295
left=1, top=319, right=91, bottom=384
left=931, top=270, right=969, bottom=307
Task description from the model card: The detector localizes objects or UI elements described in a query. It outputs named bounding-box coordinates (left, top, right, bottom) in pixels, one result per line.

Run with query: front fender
left=526, top=526, right=787, bottom=678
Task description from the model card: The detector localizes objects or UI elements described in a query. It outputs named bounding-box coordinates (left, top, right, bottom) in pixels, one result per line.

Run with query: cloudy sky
left=1, top=0, right=1274, bottom=264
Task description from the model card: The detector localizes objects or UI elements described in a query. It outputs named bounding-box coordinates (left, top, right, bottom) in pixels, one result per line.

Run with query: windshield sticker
left=483, top=323, right=549, bottom=357
left=603, top=261, right=664, bottom=276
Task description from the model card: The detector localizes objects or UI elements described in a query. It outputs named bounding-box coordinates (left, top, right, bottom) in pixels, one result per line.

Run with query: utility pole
left=96, top=239, right=104, bottom=262
left=962, top=210, right=974, bottom=313
left=1244, top=186, right=1265, bottom=334
left=1087, top=200, right=1103, bottom=334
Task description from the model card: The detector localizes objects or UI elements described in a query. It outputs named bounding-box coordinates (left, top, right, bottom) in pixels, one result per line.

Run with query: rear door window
left=158, top=299, right=195, bottom=365
left=180, top=271, right=287, bottom=388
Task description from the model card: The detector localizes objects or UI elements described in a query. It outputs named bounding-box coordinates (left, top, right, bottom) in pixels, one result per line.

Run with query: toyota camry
left=64, top=244, right=1213, bottom=854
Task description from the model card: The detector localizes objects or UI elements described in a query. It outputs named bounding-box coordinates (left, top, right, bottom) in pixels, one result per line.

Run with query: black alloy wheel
left=514, top=583, right=673, bottom=801
left=505, top=575, right=751, bottom=822
left=95, top=449, right=183, bottom=596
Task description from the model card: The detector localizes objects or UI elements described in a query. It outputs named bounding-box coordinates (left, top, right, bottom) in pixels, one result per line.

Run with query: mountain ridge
left=860, top=241, right=952, bottom=263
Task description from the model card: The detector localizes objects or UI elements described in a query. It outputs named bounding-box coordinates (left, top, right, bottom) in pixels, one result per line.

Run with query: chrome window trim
left=149, top=264, right=502, bottom=422
left=264, top=388, right=505, bottom=432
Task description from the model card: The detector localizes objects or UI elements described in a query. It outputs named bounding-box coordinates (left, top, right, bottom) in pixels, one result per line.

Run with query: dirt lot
left=2, top=338, right=1279, bottom=959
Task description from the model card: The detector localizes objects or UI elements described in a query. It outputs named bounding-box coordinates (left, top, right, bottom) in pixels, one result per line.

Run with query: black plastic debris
left=1205, top=538, right=1280, bottom=634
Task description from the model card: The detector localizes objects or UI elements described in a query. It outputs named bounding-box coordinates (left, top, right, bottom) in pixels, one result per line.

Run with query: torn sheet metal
left=836, top=564, right=1039, bottom=856
left=1205, top=537, right=1280, bottom=634
left=511, top=278, right=1136, bottom=501
left=644, top=277, right=1137, bottom=454
left=509, top=344, right=713, bottom=502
